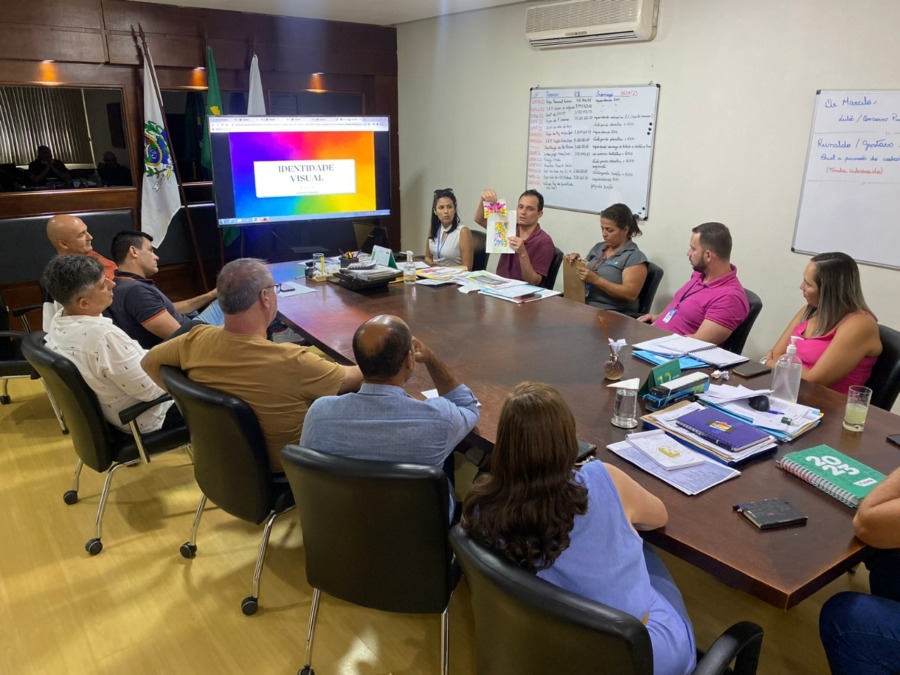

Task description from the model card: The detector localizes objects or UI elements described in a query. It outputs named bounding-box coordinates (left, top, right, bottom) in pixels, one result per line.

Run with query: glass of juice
left=842, top=385, right=873, bottom=432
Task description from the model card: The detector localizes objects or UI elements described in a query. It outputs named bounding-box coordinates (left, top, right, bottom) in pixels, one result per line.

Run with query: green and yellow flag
left=200, top=46, right=239, bottom=245
left=199, top=45, right=221, bottom=172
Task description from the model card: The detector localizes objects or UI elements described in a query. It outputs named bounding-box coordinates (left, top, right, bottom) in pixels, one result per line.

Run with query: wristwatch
left=759, top=356, right=769, bottom=364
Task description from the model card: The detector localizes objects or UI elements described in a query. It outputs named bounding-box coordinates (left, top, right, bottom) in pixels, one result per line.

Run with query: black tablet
left=732, top=361, right=772, bottom=378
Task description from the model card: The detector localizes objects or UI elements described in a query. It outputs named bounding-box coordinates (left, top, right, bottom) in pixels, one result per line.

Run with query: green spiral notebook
left=776, top=445, right=885, bottom=508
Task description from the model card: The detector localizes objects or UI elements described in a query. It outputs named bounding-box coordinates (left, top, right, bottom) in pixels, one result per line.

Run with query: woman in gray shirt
left=565, top=203, right=648, bottom=313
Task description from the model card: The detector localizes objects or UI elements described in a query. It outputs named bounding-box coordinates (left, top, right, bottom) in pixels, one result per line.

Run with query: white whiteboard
left=526, top=85, right=660, bottom=218
left=793, top=90, right=900, bottom=270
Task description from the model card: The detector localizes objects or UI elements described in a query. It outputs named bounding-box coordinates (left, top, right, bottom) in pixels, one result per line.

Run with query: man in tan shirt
left=142, top=258, right=362, bottom=472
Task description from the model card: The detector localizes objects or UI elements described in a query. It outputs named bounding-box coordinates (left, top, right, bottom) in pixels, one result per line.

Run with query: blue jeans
left=820, top=591, right=900, bottom=674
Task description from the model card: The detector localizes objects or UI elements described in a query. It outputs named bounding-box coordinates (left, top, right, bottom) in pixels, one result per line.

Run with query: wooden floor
left=0, top=379, right=864, bottom=674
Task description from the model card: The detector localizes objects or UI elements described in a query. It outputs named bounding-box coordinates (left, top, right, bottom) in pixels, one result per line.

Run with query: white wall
left=397, top=0, right=900, bottom=381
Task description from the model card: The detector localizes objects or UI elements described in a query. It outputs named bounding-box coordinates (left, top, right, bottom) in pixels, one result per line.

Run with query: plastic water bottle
left=403, top=250, right=417, bottom=284
left=771, top=336, right=803, bottom=403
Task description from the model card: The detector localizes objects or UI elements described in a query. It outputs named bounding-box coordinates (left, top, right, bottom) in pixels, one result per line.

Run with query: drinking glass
left=312, top=253, right=325, bottom=279
left=842, top=385, right=872, bottom=432
left=611, top=388, right=639, bottom=429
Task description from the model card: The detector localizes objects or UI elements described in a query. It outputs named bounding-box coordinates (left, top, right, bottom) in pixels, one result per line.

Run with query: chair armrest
left=118, top=394, right=173, bottom=425
left=12, top=304, right=42, bottom=318
left=692, top=620, right=764, bottom=675
left=12, top=305, right=43, bottom=333
left=0, top=330, right=26, bottom=340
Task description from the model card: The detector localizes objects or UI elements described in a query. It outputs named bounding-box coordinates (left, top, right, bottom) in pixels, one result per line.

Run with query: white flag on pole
left=141, top=44, right=181, bottom=244
left=248, top=54, right=266, bottom=115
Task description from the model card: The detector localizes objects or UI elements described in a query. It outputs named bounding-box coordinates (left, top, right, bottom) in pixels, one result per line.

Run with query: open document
left=632, top=335, right=748, bottom=368
left=606, top=440, right=740, bottom=496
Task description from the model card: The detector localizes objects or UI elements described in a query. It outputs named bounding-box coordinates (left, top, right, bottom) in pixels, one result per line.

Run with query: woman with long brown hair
left=462, top=382, right=696, bottom=675
left=762, top=252, right=881, bottom=393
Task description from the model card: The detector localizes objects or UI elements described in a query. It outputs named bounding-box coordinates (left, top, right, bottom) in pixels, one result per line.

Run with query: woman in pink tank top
left=762, top=252, right=881, bottom=394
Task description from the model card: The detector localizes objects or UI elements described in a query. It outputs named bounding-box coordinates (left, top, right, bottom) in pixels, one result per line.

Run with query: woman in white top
left=424, top=188, right=474, bottom=270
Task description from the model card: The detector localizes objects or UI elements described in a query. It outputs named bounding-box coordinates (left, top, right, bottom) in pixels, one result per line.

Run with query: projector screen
left=208, top=115, right=392, bottom=227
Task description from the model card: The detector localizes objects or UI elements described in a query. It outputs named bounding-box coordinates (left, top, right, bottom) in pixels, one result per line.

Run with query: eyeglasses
left=433, top=188, right=455, bottom=196
left=261, top=283, right=283, bottom=295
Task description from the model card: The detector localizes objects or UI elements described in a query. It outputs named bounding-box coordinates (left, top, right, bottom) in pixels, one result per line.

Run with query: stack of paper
left=632, top=335, right=749, bottom=368
left=415, top=266, right=468, bottom=286
left=700, top=385, right=823, bottom=441
left=641, top=400, right=778, bottom=466
left=606, top=436, right=740, bottom=496
left=344, top=264, right=401, bottom=282
left=480, top=284, right=561, bottom=304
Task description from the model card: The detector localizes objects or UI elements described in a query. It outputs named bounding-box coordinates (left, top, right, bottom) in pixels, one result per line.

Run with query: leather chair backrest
left=280, top=444, right=454, bottom=614
left=160, top=366, right=273, bottom=524
left=449, top=526, right=653, bottom=675
left=637, top=262, right=664, bottom=316
left=21, top=332, right=118, bottom=472
left=868, top=323, right=900, bottom=410
left=721, top=289, right=763, bottom=355
left=470, top=229, right=489, bottom=272
left=541, top=247, right=565, bottom=290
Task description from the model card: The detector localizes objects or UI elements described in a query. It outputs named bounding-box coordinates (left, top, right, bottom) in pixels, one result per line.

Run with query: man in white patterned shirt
left=41, top=254, right=181, bottom=433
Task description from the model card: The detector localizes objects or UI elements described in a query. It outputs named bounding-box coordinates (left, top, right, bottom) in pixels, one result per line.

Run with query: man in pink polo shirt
left=638, top=222, right=749, bottom=345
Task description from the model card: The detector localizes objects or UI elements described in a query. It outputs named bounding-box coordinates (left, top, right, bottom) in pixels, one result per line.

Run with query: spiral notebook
left=777, top=445, right=885, bottom=508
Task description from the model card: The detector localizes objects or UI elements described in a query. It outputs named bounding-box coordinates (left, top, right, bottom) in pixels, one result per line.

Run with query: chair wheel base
left=299, top=668, right=314, bottom=675
left=0, top=395, right=10, bottom=405
left=179, top=542, right=197, bottom=559
left=85, top=538, right=103, bottom=555
left=241, top=596, right=258, bottom=616
left=63, top=490, right=78, bottom=505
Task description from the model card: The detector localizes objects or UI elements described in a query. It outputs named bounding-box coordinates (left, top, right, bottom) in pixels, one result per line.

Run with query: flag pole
left=138, top=24, right=210, bottom=291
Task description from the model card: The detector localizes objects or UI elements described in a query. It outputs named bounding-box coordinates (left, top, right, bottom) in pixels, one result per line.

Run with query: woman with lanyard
left=424, top=188, right=474, bottom=270
left=565, top=203, right=648, bottom=313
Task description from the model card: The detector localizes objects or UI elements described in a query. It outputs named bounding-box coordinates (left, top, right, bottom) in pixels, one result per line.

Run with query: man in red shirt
left=474, top=188, right=555, bottom=286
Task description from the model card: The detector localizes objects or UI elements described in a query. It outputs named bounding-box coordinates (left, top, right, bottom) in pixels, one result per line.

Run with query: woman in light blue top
left=462, top=382, right=696, bottom=675
left=424, top=188, right=473, bottom=270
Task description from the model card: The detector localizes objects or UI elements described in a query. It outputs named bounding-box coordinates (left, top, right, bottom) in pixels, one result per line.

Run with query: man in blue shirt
left=300, top=314, right=479, bottom=483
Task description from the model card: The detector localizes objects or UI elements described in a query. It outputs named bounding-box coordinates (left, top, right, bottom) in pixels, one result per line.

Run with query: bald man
left=46, top=214, right=117, bottom=279
left=299, top=314, right=479, bottom=484
left=43, top=214, right=118, bottom=330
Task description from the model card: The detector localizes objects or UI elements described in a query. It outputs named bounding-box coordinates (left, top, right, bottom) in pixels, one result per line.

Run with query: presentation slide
left=209, top=116, right=391, bottom=226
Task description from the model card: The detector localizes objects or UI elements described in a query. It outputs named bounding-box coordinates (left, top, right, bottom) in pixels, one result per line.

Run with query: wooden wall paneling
left=373, top=75, right=401, bottom=247
left=1, top=1, right=104, bottom=31
left=0, top=189, right=137, bottom=219
left=0, top=26, right=106, bottom=63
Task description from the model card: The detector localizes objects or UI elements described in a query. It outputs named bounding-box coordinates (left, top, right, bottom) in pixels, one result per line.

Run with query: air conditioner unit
left=525, top=0, right=658, bottom=49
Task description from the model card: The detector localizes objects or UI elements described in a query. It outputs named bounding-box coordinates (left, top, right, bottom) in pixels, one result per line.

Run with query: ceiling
left=132, top=0, right=529, bottom=26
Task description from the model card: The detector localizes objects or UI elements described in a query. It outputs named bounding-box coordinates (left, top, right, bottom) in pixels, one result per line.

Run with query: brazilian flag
left=200, top=46, right=239, bottom=246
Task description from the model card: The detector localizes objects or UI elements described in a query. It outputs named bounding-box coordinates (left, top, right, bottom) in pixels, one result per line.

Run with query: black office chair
left=280, top=444, right=459, bottom=675
left=623, top=261, right=664, bottom=319
left=21, top=332, right=189, bottom=555
left=541, top=246, right=565, bottom=290
left=0, top=291, right=39, bottom=405
left=867, top=323, right=900, bottom=410
left=721, top=289, right=763, bottom=355
left=160, top=366, right=295, bottom=616
left=450, top=526, right=764, bottom=675
left=470, top=229, right=489, bottom=271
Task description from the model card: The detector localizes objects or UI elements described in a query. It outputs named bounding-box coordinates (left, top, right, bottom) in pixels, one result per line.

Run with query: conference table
left=271, top=263, right=900, bottom=610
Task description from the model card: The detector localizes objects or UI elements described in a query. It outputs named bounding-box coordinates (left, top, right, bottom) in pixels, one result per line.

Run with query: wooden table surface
left=272, top=265, right=900, bottom=609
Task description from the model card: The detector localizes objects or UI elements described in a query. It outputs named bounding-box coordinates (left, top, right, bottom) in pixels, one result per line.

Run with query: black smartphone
left=576, top=440, right=597, bottom=463
left=732, top=361, right=772, bottom=378
left=887, top=434, right=900, bottom=448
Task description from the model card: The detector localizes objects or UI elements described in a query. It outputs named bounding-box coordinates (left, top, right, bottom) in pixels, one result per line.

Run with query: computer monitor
left=208, top=115, right=392, bottom=229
